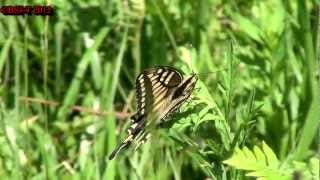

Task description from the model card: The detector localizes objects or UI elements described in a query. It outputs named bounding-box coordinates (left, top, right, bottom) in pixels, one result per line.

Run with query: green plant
left=0, top=0, right=318, bottom=179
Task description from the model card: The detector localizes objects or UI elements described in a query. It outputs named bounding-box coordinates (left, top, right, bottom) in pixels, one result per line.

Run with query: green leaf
left=233, top=14, right=263, bottom=42
left=223, top=142, right=283, bottom=179
left=253, top=145, right=266, bottom=165
left=262, top=141, right=279, bottom=168
left=309, top=157, right=319, bottom=179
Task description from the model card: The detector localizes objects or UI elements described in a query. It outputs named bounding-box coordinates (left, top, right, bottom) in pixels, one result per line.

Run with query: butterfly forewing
left=132, top=66, right=183, bottom=121
left=109, top=66, right=197, bottom=160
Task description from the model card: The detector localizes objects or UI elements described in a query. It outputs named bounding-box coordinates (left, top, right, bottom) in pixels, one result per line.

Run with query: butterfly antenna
left=196, top=68, right=228, bottom=76
left=186, top=43, right=195, bottom=74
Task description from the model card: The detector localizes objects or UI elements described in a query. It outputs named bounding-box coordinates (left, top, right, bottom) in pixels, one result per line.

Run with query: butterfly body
left=109, top=66, right=198, bottom=160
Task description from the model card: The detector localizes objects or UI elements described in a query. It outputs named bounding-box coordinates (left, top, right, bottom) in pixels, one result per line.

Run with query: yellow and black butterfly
left=109, top=66, right=198, bottom=160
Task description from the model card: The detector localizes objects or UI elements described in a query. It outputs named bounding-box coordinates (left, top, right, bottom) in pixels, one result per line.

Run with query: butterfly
left=109, top=66, right=198, bottom=160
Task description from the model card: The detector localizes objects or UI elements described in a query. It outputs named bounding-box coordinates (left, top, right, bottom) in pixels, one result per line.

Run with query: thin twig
left=19, top=96, right=130, bottom=120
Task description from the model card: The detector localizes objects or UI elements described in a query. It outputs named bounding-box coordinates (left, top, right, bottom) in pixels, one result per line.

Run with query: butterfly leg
left=134, top=132, right=152, bottom=151
left=193, top=87, right=201, bottom=92
left=185, top=94, right=198, bottom=106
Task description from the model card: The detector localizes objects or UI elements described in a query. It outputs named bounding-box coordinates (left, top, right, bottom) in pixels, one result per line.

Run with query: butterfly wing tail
left=108, top=141, right=130, bottom=160
left=108, top=117, right=145, bottom=160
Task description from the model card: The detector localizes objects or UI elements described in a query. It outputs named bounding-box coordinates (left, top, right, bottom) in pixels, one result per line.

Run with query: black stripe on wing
left=147, top=66, right=183, bottom=87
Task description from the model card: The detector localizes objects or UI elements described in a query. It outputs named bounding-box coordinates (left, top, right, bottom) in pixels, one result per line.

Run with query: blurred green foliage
left=0, top=0, right=319, bottom=179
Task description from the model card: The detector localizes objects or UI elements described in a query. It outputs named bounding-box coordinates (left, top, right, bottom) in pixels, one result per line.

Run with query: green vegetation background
left=0, top=0, right=319, bottom=179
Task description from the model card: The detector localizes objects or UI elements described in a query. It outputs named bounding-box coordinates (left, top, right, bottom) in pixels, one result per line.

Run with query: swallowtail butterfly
left=109, top=66, right=198, bottom=160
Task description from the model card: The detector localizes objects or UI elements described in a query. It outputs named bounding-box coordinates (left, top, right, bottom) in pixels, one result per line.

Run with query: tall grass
left=0, top=0, right=318, bottom=179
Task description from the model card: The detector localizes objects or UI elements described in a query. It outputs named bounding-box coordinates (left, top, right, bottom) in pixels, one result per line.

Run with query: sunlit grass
left=0, top=0, right=318, bottom=179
